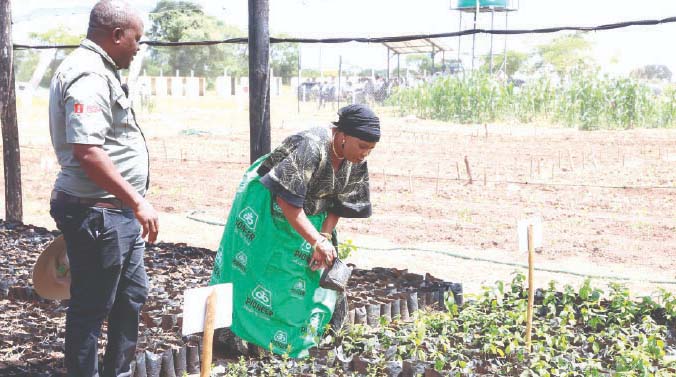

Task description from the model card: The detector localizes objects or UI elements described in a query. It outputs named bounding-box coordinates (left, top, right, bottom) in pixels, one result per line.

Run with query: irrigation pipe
left=13, top=16, right=676, bottom=50
left=186, top=211, right=676, bottom=286
left=355, top=245, right=676, bottom=286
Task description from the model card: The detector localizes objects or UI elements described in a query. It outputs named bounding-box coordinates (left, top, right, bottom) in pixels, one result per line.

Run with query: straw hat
left=33, top=235, right=71, bottom=300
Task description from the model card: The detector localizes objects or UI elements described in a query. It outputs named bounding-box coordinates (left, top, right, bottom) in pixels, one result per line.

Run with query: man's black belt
left=51, top=191, right=129, bottom=209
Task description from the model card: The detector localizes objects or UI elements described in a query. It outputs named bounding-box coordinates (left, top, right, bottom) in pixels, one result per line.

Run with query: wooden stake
left=558, top=151, right=561, bottom=169
left=484, top=123, right=488, bottom=140
left=551, top=162, right=555, bottom=179
left=483, top=167, right=487, bottom=186
left=464, top=156, right=473, bottom=184
left=201, top=289, right=218, bottom=377
left=455, top=161, right=460, bottom=180
left=526, top=224, right=535, bottom=353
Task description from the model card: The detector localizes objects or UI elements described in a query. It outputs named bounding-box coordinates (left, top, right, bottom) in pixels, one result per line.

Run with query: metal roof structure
left=383, top=38, right=454, bottom=55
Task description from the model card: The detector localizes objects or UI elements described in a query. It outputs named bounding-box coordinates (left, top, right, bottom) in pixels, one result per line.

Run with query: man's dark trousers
left=50, top=201, right=148, bottom=377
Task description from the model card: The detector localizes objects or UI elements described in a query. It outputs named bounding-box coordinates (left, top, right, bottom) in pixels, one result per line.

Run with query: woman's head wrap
left=332, top=104, right=380, bottom=142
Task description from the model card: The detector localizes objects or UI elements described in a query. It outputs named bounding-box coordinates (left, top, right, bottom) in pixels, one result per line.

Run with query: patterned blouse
left=258, top=126, right=372, bottom=218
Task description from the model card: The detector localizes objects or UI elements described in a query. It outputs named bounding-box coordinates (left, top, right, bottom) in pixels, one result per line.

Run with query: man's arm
left=73, top=144, right=158, bottom=243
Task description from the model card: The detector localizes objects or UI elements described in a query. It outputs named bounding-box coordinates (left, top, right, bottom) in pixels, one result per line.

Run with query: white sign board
left=182, top=283, right=233, bottom=336
left=518, top=217, right=543, bottom=253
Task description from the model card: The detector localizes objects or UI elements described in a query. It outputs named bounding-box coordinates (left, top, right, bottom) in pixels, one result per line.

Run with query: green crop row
left=388, top=72, right=676, bottom=130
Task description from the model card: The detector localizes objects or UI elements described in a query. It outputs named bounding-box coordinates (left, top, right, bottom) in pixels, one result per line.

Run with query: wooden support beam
left=0, top=0, right=23, bottom=222
left=248, top=0, right=271, bottom=163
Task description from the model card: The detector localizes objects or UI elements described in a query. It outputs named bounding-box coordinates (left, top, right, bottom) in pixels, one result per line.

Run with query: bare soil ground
left=4, top=90, right=676, bottom=296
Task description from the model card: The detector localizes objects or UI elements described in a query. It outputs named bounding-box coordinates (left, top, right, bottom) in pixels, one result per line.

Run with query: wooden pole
left=248, top=0, right=271, bottom=163
left=525, top=224, right=535, bottom=352
left=464, top=156, right=473, bottom=184
left=200, top=289, right=218, bottom=377
left=0, top=0, right=23, bottom=222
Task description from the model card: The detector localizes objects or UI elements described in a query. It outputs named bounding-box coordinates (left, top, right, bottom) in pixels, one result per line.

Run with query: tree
left=630, top=64, right=672, bottom=82
left=405, top=54, right=433, bottom=76
left=270, top=36, right=299, bottom=84
left=145, top=0, right=247, bottom=79
left=15, top=27, right=84, bottom=86
left=480, top=50, right=527, bottom=77
left=536, top=33, right=595, bottom=78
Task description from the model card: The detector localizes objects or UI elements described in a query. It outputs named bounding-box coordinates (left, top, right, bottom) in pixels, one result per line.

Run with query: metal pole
left=431, top=46, right=435, bottom=73
left=504, top=11, right=509, bottom=77
left=248, top=0, right=271, bottom=163
left=318, top=45, right=322, bottom=78
left=472, top=0, right=479, bottom=71
left=297, top=46, right=301, bottom=113
left=397, top=54, right=400, bottom=82
left=490, top=8, right=495, bottom=75
left=442, top=51, right=445, bottom=72
left=386, top=47, right=390, bottom=82
left=0, top=0, right=23, bottom=222
left=457, top=11, right=462, bottom=62
left=337, top=55, right=342, bottom=109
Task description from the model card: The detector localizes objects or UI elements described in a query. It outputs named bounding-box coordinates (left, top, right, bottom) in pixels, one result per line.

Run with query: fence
left=2, top=11, right=676, bottom=290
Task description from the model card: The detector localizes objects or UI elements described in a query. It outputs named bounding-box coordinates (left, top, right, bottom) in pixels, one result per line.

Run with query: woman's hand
left=309, top=237, right=337, bottom=271
left=274, top=196, right=339, bottom=271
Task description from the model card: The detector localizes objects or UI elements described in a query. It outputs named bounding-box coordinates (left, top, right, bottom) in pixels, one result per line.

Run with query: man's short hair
left=87, top=0, right=138, bottom=36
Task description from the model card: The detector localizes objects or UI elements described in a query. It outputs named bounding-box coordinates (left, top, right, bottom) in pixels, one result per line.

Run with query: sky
left=10, top=0, right=676, bottom=76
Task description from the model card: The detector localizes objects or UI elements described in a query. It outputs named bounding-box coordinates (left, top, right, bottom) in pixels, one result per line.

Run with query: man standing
left=48, top=1, right=158, bottom=376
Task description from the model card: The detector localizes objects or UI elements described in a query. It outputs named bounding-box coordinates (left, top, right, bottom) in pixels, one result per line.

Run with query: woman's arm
left=321, top=212, right=340, bottom=234
left=276, top=196, right=336, bottom=270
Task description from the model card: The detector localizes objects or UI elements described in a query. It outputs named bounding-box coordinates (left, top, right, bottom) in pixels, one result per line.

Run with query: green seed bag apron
left=210, top=155, right=337, bottom=358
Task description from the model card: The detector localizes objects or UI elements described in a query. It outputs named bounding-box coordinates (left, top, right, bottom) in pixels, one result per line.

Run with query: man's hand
left=73, top=144, right=159, bottom=243
left=134, top=198, right=159, bottom=243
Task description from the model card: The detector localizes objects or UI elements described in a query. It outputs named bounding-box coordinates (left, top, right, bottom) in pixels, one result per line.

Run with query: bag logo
left=271, top=330, right=288, bottom=349
left=272, top=202, right=282, bottom=213
left=302, top=312, right=326, bottom=337
left=232, top=251, right=248, bottom=272
left=291, top=279, right=306, bottom=297
left=252, top=285, right=272, bottom=308
left=238, top=207, right=258, bottom=231
left=309, top=312, right=324, bottom=330
left=245, top=284, right=274, bottom=317
left=235, top=207, right=258, bottom=243
left=293, top=241, right=312, bottom=266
